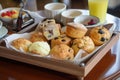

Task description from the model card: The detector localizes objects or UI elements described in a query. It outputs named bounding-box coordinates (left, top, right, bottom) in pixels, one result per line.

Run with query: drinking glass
left=88, top=0, right=109, bottom=23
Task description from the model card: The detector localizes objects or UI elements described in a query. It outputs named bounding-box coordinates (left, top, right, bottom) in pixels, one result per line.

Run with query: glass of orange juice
left=88, top=0, right=108, bottom=23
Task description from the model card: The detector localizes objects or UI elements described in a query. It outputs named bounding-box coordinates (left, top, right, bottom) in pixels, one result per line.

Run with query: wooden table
left=0, top=11, right=120, bottom=80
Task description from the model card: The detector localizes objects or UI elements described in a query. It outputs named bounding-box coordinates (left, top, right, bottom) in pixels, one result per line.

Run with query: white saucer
left=0, top=26, right=8, bottom=38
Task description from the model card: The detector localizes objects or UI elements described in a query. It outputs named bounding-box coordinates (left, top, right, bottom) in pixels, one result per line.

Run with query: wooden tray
left=0, top=10, right=119, bottom=78
left=0, top=30, right=119, bottom=78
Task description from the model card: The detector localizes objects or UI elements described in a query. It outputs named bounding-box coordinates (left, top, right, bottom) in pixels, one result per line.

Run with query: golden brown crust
left=50, top=44, right=74, bottom=60
left=30, top=32, right=47, bottom=42
left=71, top=36, right=95, bottom=55
left=89, top=26, right=111, bottom=46
left=11, top=38, right=32, bottom=52
left=66, top=23, right=88, bottom=38
left=51, top=34, right=71, bottom=48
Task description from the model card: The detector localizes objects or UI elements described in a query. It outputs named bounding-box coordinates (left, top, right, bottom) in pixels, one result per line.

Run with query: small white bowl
left=74, top=15, right=100, bottom=27
left=61, top=9, right=82, bottom=25
left=0, top=7, right=19, bottom=23
left=44, top=3, right=66, bottom=22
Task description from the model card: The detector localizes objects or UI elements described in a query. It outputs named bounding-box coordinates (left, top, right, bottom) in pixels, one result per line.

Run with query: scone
left=71, top=36, right=95, bottom=55
left=30, top=32, right=47, bottom=42
left=28, top=41, right=50, bottom=56
left=43, top=23, right=60, bottom=40
left=50, top=44, right=74, bottom=60
left=66, top=22, right=88, bottom=38
left=89, top=26, right=111, bottom=46
left=51, top=34, right=71, bottom=48
left=11, top=38, right=32, bottom=52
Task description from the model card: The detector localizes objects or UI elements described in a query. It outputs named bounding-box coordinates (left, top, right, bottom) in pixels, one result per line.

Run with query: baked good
left=11, top=38, right=32, bottom=52
left=89, top=26, right=111, bottom=46
left=71, top=36, right=95, bottom=55
left=43, top=23, right=60, bottom=40
left=51, top=34, right=71, bottom=48
left=30, top=32, right=47, bottom=42
left=50, top=44, right=74, bottom=60
left=35, top=18, right=56, bottom=32
left=66, top=22, right=88, bottom=38
left=28, top=41, right=50, bottom=56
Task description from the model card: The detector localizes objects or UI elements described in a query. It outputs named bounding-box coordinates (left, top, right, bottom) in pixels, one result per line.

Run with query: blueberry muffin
left=71, top=36, right=95, bottom=55
left=51, top=34, right=71, bottom=48
left=89, top=26, right=111, bottom=46
left=50, top=44, right=74, bottom=60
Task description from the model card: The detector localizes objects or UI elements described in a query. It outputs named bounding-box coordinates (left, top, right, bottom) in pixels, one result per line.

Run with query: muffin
left=50, top=44, right=74, bottom=60
left=28, top=41, right=50, bottom=56
left=30, top=32, right=47, bottom=42
left=43, top=23, right=60, bottom=40
left=71, top=36, right=95, bottom=55
left=89, top=26, right=111, bottom=46
left=11, top=38, right=32, bottom=52
left=66, top=22, right=88, bottom=38
left=51, top=34, right=71, bottom=48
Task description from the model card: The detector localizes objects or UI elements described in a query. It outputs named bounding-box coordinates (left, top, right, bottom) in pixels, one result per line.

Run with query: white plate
left=0, top=26, right=8, bottom=38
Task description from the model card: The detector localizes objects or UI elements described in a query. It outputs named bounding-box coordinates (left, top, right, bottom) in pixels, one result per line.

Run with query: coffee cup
left=61, top=9, right=82, bottom=25
left=44, top=3, right=66, bottom=22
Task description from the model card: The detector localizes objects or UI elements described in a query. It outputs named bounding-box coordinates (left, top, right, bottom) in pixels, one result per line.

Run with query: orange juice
left=88, top=0, right=108, bottom=23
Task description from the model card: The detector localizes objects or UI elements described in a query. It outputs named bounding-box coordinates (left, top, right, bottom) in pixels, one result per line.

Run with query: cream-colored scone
left=30, top=32, right=47, bottom=42
left=89, top=26, right=111, bottom=46
left=28, top=41, right=50, bottom=56
left=51, top=34, right=71, bottom=48
left=50, top=44, right=74, bottom=60
left=71, top=36, right=95, bottom=56
left=66, top=22, right=88, bottom=38
left=11, top=38, right=32, bottom=52
left=43, top=23, right=60, bottom=40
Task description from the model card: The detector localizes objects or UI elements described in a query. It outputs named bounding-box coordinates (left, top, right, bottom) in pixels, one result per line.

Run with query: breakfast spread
left=8, top=17, right=111, bottom=61
left=0, top=7, right=113, bottom=62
